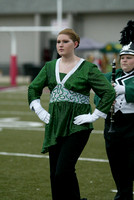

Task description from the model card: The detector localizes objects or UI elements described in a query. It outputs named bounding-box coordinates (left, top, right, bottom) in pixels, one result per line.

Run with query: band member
left=95, top=20, right=134, bottom=200
left=28, top=28, right=115, bottom=200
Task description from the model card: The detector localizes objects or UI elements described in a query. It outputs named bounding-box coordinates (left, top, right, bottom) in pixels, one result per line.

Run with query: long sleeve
left=28, top=64, right=48, bottom=105
left=87, top=65, right=116, bottom=114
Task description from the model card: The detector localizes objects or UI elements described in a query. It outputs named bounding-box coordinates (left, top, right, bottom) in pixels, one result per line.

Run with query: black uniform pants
left=104, top=111, right=134, bottom=200
left=48, top=130, right=90, bottom=200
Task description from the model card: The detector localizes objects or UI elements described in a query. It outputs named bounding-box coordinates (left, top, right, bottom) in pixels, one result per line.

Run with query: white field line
left=111, top=190, right=134, bottom=194
left=0, top=152, right=108, bottom=163
left=92, top=130, right=103, bottom=134
left=0, top=151, right=132, bottom=193
left=0, top=152, right=132, bottom=193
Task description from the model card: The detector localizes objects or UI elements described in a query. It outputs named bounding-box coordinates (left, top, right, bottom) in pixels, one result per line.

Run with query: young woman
left=28, top=28, right=115, bottom=200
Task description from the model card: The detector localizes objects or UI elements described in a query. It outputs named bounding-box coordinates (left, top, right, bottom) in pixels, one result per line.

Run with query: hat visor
left=120, top=50, right=134, bottom=56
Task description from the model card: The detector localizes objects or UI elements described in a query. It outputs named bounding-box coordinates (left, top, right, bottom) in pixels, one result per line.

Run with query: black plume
left=119, top=20, right=134, bottom=45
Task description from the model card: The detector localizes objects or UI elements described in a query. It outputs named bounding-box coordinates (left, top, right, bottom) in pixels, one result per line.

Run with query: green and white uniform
left=28, top=58, right=115, bottom=153
left=95, top=68, right=134, bottom=200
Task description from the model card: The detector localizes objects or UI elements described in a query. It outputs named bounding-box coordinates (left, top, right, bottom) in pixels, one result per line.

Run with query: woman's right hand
left=30, top=99, right=50, bottom=124
left=35, top=107, right=50, bottom=124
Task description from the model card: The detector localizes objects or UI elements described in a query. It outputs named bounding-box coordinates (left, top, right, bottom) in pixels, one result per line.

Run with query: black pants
left=48, top=130, right=90, bottom=200
left=104, top=111, right=134, bottom=200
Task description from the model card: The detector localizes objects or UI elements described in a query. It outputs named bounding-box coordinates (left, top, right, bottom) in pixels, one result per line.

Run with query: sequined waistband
left=50, top=84, right=89, bottom=104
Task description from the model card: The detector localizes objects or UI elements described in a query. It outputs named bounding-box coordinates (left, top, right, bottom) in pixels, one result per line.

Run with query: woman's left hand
left=73, top=113, right=99, bottom=125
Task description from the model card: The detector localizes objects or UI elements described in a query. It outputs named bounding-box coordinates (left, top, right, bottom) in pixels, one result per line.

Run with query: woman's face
left=120, top=54, right=134, bottom=72
left=56, top=34, right=78, bottom=57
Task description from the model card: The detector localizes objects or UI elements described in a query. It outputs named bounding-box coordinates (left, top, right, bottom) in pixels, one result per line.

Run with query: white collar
left=55, top=58, right=85, bottom=84
left=123, top=70, right=134, bottom=75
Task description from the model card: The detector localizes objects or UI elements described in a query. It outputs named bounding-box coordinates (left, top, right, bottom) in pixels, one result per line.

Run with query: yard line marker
left=0, top=101, right=26, bottom=105
left=0, top=152, right=108, bottom=163
left=0, top=86, right=27, bottom=92
left=92, top=130, right=103, bottom=134
left=0, top=117, right=103, bottom=133
left=0, top=111, right=33, bottom=115
left=0, top=125, right=103, bottom=134
left=0, top=152, right=48, bottom=158
left=78, top=157, right=108, bottom=162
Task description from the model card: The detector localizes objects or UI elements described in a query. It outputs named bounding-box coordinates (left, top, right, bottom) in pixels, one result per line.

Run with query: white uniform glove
left=113, top=83, right=125, bottom=96
left=30, top=99, right=50, bottom=124
left=73, top=110, right=100, bottom=125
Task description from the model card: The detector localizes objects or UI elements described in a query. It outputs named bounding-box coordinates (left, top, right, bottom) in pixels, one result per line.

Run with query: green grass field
left=0, top=85, right=118, bottom=200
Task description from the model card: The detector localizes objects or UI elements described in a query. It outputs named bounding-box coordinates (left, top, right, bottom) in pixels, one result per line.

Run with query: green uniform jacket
left=104, top=69, right=134, bottom=102
left=94, top=69, right=134, bottom=110
left=28, top=59, right=115, bottom=153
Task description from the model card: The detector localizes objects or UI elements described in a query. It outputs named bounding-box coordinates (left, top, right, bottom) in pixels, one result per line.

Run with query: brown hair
left=58, top=28, right=80, bottom=48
